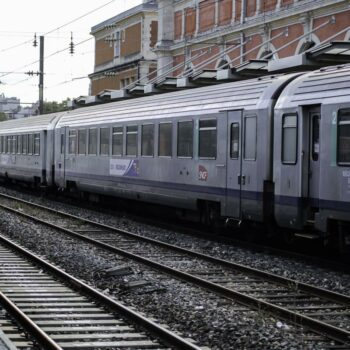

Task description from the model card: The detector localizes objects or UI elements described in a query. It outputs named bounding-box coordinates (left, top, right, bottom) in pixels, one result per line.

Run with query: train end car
left=0, top=113, right=64, bottom=187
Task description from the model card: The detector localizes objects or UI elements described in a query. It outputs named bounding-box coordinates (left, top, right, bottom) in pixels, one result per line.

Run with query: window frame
left=337, top=109, right=350, bottom=166
left=68, top=130, right=77, bottom=155
left=141, top=124, right=155, bottom=157
left=177, top=120, right=193, bottom=158
left=99, top=127, right=110, bottom=156
left=34, top=133, right=40, bottom=156
left=126, top=125, right=138, bottom=157
left=78, top=129, right=87, bottom=155
left=198, top=119, right=217, bottom=160
left=281, top=113, right=298, bottom=165
left=230, top=122, right=240, bottom=159
left=243, top=115, right=257, bottom=161
left=112, top=126, right=123, bottom=156
left=88, top=128, right=97, bottom=155
left=158, top=122, right=172, bottom=158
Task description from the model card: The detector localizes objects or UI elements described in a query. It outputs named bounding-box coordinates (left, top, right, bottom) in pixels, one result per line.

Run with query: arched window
left=217, top=59, right=229, bottom=70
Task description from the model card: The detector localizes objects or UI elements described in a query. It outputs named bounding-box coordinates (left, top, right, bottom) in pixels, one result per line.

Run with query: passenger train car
left=0, top=64, right=349, bottom=250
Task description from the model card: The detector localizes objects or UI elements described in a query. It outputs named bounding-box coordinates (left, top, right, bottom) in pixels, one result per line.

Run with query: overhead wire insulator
left=69, top=32, right=75, bottom=55
left=33, top=33, right=37, bottom=47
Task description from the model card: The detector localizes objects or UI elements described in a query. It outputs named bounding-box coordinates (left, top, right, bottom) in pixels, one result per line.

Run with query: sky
left=0, top=0, right=143, bottom=105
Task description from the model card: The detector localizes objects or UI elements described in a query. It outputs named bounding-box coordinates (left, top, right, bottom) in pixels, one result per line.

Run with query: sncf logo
left=198, top=165, right=208, bottom=181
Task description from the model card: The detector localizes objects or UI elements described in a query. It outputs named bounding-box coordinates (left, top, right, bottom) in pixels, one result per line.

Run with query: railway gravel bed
left=0, top=190, right=349, bottom=348
left=0, top=233, right=201, bottom=350
left=0, top=186, right=348, bottom=296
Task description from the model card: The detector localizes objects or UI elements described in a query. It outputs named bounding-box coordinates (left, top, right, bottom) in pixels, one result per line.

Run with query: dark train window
left=6, top=136, right=10, bottom=153
left=230, top=123, right=239, bottom=159
left=126, top=125, right=138, bottom=156
left=34, top=134, right=40, bottom=155
left=112, top=127, right=123, bottom=156
left=338, top=110, right=350, bottom=165
left=100, top=128, right=110, bottom=156
left=159, top=123, right=172, bottom=157
left=311, top=114, right=320, bottom=161
left=177, top=121, right=193, bottom=158
left=88, top=128, right=97, bottom=155
left=199, top=119, right=217, bottom=159
left=68, top=130, right=77, bottom=154
left=17, top=135, right=22, bottom=154
left=141, top=124, right=154, bottom=157
left=28, top=134, right=34, bottom=155
left=22, top=134, right=28, bottom=154
left=78, top=130, right=87, bottom=155
left=60, top=134, right=65, bottom=154
left=282, top=114, right=298, bottom=164
left=12, top=136, right=17, bottom=154
left=244, top=116, right=257, bottom=161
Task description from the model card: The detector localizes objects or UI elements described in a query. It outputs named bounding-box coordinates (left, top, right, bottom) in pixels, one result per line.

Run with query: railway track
left=0, top=192, right=349, bottom=347
left=0, top=232, right=201, bottom=350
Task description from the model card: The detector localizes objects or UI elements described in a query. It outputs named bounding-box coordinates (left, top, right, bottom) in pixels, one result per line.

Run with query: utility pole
left=39, top=35, right=44, bottom=115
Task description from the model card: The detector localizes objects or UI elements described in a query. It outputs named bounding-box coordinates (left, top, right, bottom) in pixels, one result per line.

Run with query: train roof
left=0, top=112, right=64, bottom=135
left=275, top=63, right=350, bottom=109
left=56, top=73, right=300, bottom=128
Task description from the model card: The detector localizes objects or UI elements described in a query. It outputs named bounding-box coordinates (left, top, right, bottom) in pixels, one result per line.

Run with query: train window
left=199, top=119, right=217, bottom=159
left=68, top=130, right=77, bottom=154
left=11, top=136, right=17, bottom=154
left=338, top=110, right=350, bottom=165
left=230, top=123, right=239, bottom=159
left=159, top=123, right=172, bottom=157
left=244, top=116, right=257, bottom=161
left=6, top=136, right=11, bottom=153
left=141, top=124, right=154, bottom=157
left=112, top=127, right=123, bottom=156
left=88, top=129, right=97, bottom=155
left=17, top=135, right=22, bottom=154
left=78, top=130, right=87, bottom=155
left=34, top=134, right=40, bottom=155
left=0, top=136, right=2, bottom=153
left=28, top=134, right=34, bottom=155
left=126, top=125, right=138, bottom=156
left=177, top=121, right=193, bottom=158
left=22, top=135, right=28, bottom=154
left=311, top=114, right=320, bottom=161
left=100, top=128, right=110, bottom=156
left=282, top=114, right=298, bottom=164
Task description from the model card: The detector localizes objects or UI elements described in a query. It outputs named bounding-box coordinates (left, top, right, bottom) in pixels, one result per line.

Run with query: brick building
left=155, top=0, right=350, bottom=78
left=89, top=1, right=158, bottom=96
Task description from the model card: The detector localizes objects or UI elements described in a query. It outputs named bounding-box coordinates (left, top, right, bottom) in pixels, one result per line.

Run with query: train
left=0, top=63, right=349, bottom=252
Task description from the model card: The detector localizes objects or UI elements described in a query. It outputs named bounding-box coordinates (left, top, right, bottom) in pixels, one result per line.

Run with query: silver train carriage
left=0, top=113, right=63, bottom=186
left=54, top=73, right=299, bottom=226
left=274, top=64, right=350, bottom=243
left=0, top=64, right=349, bottom=247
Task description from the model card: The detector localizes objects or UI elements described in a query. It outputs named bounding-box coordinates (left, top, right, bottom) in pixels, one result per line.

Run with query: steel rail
left=0, top=194, right=349, bottom=344
left=0, top=192, right=348, bottom=305
left=0, top=290, right=62, bottom=350
left=0, top=233, right=202, bottom=350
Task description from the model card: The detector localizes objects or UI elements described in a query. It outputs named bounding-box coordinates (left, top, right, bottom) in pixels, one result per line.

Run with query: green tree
left=0, top=112, right=8, bottom=122
left=43, top=98, right=71, bottom=114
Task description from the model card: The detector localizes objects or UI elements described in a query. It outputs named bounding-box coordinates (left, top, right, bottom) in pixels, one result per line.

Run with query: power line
left=0, top=0, right=117, bottom=54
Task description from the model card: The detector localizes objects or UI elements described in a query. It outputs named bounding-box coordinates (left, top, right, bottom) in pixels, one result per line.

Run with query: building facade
left=89, top=1, right=158, bottom=96
left=155, top=0, right=350, bottom=77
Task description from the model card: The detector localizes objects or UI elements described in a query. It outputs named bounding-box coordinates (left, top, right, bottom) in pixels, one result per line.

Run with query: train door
left=226, top=110, right=242, bottom=219
left=308, top=107, right=321, bottom=206
left=57, top=127, right=67, bottom=186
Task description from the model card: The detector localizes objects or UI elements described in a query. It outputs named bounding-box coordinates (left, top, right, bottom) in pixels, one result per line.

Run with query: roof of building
left=91, top=1, right=157, bottom=34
